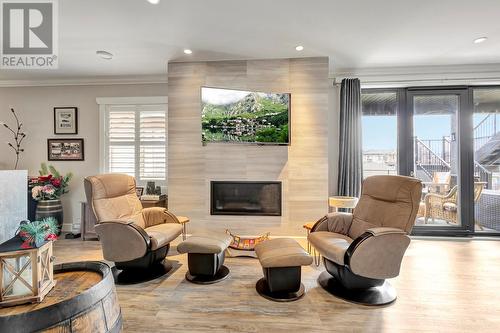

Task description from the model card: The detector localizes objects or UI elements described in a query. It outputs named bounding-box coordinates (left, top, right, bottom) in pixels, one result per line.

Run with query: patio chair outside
left=423, top=182, right=486, bottom=225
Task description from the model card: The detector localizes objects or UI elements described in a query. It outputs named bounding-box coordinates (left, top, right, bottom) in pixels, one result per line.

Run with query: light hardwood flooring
left=53, top=237, right=500, bottom=333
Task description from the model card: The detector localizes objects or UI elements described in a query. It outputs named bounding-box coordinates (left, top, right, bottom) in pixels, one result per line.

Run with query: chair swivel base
left=185, top=265, right=230, bottom=284
left=112, top=245, right=172, bottom=285
left=256, top=278, right=305, bottom=302
left=318, top=271, right=397, bottom=306
left=113, top=261, right=172, bottom=285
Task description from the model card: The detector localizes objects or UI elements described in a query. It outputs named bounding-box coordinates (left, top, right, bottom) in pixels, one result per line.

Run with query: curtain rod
left=331, top=76, right=500, bottom=88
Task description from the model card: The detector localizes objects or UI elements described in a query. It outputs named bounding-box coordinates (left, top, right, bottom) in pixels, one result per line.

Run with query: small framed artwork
left=47, top=138, right=84, bottom=161
left=136, top=187, right=144, bottom=197
left=54, top=107, right=78, bottom=134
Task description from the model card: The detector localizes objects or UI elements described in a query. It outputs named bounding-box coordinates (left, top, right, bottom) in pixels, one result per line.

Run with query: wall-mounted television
left=201, top=87, right=290, bottom=145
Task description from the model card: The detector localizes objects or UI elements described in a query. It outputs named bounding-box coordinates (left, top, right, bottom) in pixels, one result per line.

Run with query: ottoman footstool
left=177, top=233, right=232, bottom=284
left=255, top=238, right=312, bottom=302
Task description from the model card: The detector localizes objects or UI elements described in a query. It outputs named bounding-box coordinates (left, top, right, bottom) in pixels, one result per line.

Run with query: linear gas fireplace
left=210, top=181, right=282, bottom=216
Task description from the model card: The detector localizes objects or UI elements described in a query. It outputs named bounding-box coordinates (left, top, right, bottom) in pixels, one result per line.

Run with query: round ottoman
left=255, top=238, right=312, bottom=302
left=177, top=233, right=232, bottom=284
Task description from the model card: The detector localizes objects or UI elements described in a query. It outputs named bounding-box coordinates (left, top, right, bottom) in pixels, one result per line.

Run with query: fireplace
left=210, top=181, right=282, bottom=216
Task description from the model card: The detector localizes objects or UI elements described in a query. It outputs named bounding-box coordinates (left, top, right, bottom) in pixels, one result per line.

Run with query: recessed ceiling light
left=473, top=37, right=488, bottom=44
left=183, top=49, right=193, bottom=55
left=96, top=50, right=113, bottom=60
left=147, top=0, right=160, bottom=4
left=295, top=45, right=304, bottom=51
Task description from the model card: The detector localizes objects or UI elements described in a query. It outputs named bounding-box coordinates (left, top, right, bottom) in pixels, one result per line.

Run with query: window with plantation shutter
left=99, top=98, right=167, bottom=185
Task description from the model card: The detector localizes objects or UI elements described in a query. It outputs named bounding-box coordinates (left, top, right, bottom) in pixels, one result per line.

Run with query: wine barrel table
left=0, top=261, right=122, bottom=333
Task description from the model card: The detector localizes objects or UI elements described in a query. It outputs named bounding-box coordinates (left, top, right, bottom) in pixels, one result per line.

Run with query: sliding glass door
left=361, top=86, right=500, bottom=236
left=405, top=89, right=471, bottom=234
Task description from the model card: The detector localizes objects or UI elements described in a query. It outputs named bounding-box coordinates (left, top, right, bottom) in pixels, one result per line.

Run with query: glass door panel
left=410, top=93, right=462, bottom=229
left=473, top=88, right=500, bottom=233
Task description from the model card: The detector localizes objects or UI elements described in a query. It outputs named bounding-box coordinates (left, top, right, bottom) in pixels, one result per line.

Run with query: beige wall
left=168, top=57, right=330, bottom=236
left=0, top=83, right=167, bottom=232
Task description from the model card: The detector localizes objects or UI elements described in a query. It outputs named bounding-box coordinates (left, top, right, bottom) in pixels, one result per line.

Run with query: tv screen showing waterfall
left=201, top=87, right=290, bottom=144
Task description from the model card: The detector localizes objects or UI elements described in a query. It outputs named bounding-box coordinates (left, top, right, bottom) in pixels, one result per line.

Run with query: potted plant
left=30, top=163, right=73, bottom=235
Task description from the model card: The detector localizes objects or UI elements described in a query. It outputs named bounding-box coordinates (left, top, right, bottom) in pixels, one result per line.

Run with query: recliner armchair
left=84, top=174, right=185, bottom=281
left=309, top=175, right=422, bottom=305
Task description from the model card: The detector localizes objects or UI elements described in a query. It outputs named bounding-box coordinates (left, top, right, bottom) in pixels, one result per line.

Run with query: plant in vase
left=30, top=163, right=73, bottom=235
left=18, top=218, right=59, bottom=248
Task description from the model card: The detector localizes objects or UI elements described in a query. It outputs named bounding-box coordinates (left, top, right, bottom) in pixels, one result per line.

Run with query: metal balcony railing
left=474, top=113, right=499, bottom=151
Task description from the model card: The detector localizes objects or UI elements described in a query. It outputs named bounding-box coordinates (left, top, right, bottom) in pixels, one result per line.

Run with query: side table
left=328, top=196, right=358, bottom=212
left=303, top=222, right=321, bottom=266
left=140, top=197, right=168, bottom=209
left=177, top=216, right=190, bottom=240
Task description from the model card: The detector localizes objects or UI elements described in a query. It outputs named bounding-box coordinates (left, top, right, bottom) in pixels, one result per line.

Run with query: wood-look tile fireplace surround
left=168, top=57, right=329, bottom=236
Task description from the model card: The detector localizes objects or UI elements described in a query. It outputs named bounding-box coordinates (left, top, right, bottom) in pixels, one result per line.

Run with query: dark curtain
left=337, top=78, right=362, bottom=197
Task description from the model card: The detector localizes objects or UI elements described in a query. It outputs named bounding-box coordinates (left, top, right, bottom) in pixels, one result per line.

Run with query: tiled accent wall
left=168, top=58, right=329, bottom=236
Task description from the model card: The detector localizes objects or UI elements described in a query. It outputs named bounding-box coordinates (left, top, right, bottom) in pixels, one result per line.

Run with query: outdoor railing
left=417, top=137, right=451, bottom=163
left=362, top=169, right=397, bottom=177
left=414, top=137, right=451, bottom=179
left=475, top=161, right=493, bottom=189
left=474, top=113, right=499, bottom=151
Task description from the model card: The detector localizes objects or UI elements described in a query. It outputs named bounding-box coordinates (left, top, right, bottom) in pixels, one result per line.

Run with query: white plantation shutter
left=107, top=106, right=136, bottom=176
left=139, top=106, right=166, bottom=180
left=102, top=102, right=167, bottom=184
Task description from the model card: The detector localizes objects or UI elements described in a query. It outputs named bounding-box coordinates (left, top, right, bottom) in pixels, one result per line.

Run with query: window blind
left=139, top=108, right=166, bottom=180
left=103, top=104, right=166, bottom=184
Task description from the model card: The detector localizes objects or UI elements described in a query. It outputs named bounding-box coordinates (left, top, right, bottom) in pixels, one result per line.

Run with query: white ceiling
left=2, top=0, right=500, bottom=82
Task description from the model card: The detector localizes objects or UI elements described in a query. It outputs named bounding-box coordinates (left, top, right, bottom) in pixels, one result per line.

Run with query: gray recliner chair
left=84, top=174, right=185, bottom=282
left=309, top=175, right=422, bottom=305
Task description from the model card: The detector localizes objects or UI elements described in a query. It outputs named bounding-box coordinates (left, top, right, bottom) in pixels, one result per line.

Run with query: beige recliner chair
left=309, top=175, right=422, bottom=305
left=84, top=174, right=184, bottom=282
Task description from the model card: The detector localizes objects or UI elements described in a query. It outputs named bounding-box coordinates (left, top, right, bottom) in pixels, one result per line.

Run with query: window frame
left=97, top=96, right=168, bottom=185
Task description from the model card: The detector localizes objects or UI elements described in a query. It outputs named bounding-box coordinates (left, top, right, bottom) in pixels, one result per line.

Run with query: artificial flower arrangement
left=30, top=163, right=73, bottom=201
left=18, top=218, right=59, bottom=248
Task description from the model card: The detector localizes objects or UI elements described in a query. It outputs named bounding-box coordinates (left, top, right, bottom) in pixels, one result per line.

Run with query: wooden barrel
left=0, top=261, right=122, bottom=333
left=35, top=199, right=63, bottom=235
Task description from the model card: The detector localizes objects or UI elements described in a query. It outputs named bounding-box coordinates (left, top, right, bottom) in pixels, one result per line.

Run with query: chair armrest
left=365, top=227, right=405, bottom=236
left=142, top=207, right=181, bottom=227
left=311, top=212, right=353, bottom=235
left=95, top=221, right=151, bottom=262
left=344, top=230, right=411, bottom=279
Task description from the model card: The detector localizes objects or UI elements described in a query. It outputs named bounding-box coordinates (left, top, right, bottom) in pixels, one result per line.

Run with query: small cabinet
left=80, top=202, right=98, bottom=241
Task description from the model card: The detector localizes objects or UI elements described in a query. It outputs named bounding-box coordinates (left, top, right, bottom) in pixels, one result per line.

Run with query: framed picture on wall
left=47, top=138, right=84, bottom=161
left=54, top=107, right=78, bottom=134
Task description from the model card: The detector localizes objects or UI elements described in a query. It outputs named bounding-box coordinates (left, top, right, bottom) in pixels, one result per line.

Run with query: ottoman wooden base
left=256, top=278, right=305, bottom=302
left=254, top=238, right=312, bottom=302
left=186, top=265, right=230, bottom=284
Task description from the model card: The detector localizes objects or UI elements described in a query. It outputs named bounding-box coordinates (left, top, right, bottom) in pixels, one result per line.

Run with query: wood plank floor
left=53, top=238, right=500, bottom=333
